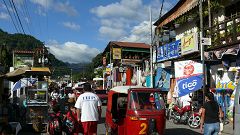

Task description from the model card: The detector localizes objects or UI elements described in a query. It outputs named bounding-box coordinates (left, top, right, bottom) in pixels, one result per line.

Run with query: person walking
left=75, top=83, right=102, bottom=135
left=63, top=104, right=82, bottom=135
left=200, top=92, right=223, bottom=135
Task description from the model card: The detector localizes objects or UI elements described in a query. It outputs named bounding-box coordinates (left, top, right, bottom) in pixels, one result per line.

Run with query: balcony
left=205, top=13, right=240, bottom=50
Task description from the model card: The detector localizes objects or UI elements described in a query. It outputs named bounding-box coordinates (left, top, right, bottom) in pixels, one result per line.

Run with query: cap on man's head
left=83, top=82, right=92, bottom=91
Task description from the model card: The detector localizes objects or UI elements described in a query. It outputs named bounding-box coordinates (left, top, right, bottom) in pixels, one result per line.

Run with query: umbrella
left=5, top=66, right=30, bottom=82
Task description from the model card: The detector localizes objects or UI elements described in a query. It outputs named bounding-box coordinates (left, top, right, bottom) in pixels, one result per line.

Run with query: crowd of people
left=47, top=82, right=102, bottom=135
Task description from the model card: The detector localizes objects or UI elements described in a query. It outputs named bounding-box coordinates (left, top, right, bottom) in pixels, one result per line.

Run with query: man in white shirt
left=75, top=83, right=101, bottom=135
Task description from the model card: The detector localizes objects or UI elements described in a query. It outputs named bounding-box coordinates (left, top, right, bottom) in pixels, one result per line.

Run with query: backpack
left=63, top=111, right=75, bottom=134
left=49, top=112, right=62, bottom=134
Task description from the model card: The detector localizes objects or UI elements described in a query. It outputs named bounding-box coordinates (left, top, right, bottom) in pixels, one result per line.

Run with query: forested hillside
left=0, top=29, right=70, bottom=78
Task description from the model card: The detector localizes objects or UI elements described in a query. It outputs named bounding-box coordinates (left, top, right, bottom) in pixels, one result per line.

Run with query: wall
left=175, top=21, right=198, bottom=40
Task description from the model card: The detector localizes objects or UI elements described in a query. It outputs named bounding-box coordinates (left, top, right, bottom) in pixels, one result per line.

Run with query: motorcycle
left=170, top=101, right=201, bottom=128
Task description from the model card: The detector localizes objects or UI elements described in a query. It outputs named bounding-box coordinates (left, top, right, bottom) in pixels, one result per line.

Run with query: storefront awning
left=25, top=67, right=51, bottom=76
left=5, top=66, right=30, bottom=82
left=154, top=0, right=199, bottom=27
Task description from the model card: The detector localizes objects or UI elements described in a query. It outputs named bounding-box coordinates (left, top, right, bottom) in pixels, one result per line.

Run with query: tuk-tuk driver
left=75, top=82, right=102, bottom=135
left=144, top=93, right=157, bottom=110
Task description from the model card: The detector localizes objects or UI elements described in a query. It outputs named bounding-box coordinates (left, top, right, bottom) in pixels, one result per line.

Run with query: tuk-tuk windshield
left=129, top=91, right=165, bottom=111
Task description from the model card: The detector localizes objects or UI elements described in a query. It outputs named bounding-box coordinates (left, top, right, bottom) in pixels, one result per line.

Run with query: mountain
left=0, top=29, right=70, bottom=78
left=65, top=62, right=89, bottom=72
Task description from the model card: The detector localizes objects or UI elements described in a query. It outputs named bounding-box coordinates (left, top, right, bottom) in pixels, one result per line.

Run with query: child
left=47, top=105, right=63, bottom=135
left=64, top=104, right=82, bottom=135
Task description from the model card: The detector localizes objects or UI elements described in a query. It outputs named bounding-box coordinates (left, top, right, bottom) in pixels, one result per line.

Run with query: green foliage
left=0, top=28, right=70, bottom=77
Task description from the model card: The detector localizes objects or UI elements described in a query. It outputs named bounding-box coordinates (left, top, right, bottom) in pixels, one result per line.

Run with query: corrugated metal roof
left=154, top=0, right=199, bottom=27
left=111, top=41, right=150, bottom=49
left=103, top=41, right=150, bottom=54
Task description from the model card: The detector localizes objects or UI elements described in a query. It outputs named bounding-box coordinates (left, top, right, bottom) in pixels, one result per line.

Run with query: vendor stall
left=210, top=88, right=234, bottom=120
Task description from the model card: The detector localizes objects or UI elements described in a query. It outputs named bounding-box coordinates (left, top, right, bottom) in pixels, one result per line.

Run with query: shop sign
left=181, top=33, right=198, bottom=55
left=154, top=68, right=170, bottom=91
left=14, top=53, right=34, bottom=68
left=176, top=75, right=203, bottom=97
left=157, top=40, right=181, bottom=62
left=174, top=60, right=203, bottom=79
left=112, top=48, right=121, bottom=59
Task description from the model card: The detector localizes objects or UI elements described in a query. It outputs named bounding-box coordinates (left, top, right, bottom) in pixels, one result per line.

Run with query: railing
left=205, top=13, right=240, bottom=50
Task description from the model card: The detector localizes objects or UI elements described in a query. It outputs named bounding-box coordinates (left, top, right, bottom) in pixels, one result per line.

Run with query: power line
left=23, top=0, right=36, bottom=35
left=19, top=0, right=32, bottom=35
left=10, top=0, right=25, bottom=34
left=159, top=0, right=165, bottom=18
left=2, top=0, right=19, bottom=33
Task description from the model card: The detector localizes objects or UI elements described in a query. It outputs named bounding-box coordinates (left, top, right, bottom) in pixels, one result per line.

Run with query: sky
left=0, top=0, right=178, bottom=63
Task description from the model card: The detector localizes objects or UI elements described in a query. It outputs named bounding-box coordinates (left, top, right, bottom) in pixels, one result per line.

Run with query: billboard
left=174, top=60, right=203, bottom=97
left=157, top=40, right=181, bottom=62
left=154, top=68, right=170, bottom=91
left=174, top=60, right=203, bottom=79
left=14, top=53, right=34, bottom=68
left=181, top=33, right=198, bottom=55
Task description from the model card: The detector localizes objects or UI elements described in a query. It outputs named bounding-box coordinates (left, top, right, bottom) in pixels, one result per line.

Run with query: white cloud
left=91, top=0, right=177, bottom=42
left=62, top=22, right=80, bottom=31
left=0, top=12, right=9, bottom=20
left=47, top=41, right=100, bottom=63
left=30, top=0, right=77, bottom=16
left=54, top=1, right=78, bottom=16
left=120, top=21, right=152, bottom=43
left=30, top=0, right=52, bottom=8
left=99, top=26, right=126, bottom=39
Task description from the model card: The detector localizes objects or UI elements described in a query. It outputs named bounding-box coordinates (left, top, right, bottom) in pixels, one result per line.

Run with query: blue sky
left=0, top=0, right=177, bottom=63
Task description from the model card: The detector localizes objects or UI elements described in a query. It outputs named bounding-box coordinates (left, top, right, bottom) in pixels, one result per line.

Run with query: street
left=20, top=105, right=233, bottom=135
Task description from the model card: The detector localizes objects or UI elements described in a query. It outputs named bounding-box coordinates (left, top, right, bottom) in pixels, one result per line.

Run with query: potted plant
left=211, top=0, right=224, bottom=12
left=174, top=16, right=184, bottom=28
left=187, top=13, right=197, bottom=22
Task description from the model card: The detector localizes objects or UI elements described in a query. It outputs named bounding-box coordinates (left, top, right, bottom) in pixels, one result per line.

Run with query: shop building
left=153, top=0, right=240, bottom=121
left=102, top=41, right=150, bottom=89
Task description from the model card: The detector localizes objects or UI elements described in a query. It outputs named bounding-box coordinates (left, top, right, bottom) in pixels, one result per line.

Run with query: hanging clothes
left=126, top=67, right=133, bottom=85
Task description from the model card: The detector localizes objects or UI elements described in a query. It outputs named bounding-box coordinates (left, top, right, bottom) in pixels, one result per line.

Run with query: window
left=129, top=91, right=165, bottom=111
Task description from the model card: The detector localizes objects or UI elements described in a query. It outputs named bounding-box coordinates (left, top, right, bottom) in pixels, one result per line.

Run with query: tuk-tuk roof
left=110, top=86, right=145, bottom=94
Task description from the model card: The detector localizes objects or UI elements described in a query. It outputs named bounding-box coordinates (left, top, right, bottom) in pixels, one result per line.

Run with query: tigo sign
left=176, top=75, right=203, bottom=97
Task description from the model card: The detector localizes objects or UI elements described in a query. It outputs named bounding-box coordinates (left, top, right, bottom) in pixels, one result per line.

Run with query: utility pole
left=71, top=68, right=73, bottom=87
left=150, top=6, right=153, bottom=88
left=199, top=0, right=205, bottom=102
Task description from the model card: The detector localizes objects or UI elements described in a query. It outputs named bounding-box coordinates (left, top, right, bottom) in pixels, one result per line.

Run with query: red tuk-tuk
left=105, top=86, right=166, bottom=135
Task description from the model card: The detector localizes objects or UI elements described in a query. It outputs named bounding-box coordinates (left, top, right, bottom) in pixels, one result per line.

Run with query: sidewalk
left=222, top=121, right=233, bottom=135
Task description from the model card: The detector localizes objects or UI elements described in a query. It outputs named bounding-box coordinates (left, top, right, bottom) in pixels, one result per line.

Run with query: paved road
left=20, top=105, right=234, bottom=135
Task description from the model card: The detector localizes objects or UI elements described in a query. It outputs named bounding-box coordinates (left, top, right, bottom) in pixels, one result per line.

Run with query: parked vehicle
left=170, top=101, right=200, bottom=128
left=94, top=89, right=108, bottom=104
left=105, top=86, right=166, bottom=135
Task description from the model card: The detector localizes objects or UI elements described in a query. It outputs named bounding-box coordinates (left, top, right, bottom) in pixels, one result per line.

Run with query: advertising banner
left=155, top=68, right=170, bottom=91
left=176, top=75, right=203, bottom=97
left=174, top=60, right=203, bottom=97
left=157, top=40, right=181, bottom=62
left=14, top=53, right=34, bottom=68
left=181, top=33, right=198, bottom=55
left=112, top=48, right=122, bottom=59
left=174, top=60, right=203, bottom=79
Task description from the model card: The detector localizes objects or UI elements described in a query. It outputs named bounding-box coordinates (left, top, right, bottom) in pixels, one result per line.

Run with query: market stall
left=210, top=88, right=234, bottom=120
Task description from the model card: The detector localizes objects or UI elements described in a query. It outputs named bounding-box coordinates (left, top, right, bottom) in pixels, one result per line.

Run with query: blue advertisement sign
left=157, top=40, right=181, bottom=62
left=154, top=68, right=170, bottom=91
left=176, top=74, right=203, bottom=97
